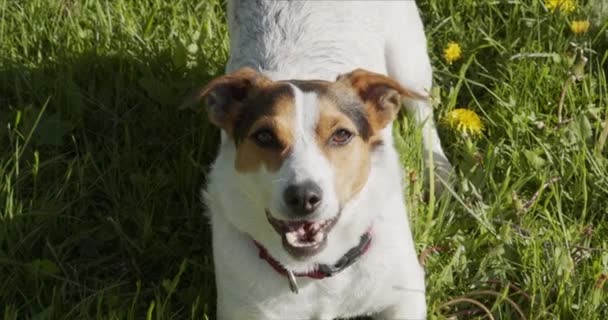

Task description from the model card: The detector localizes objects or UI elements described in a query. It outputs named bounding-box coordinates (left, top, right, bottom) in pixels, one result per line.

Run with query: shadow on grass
left=0, top=49, right=221, bottom=318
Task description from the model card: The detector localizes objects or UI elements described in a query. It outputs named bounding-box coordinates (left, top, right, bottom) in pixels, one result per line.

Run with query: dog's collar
left=253, top=231, right=372, bottom=294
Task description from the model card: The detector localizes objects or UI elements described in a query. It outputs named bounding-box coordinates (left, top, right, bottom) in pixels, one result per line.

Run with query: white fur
left=277, top=85, right=341, bottom=228
left=205, top=1, right=450, bottom=319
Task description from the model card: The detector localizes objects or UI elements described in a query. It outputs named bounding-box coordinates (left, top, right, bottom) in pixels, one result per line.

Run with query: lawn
left=1, top=0, right=607, bottom=319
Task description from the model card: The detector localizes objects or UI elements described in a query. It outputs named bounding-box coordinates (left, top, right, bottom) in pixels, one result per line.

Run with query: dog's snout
left=283, top=180, right=323, bottom=216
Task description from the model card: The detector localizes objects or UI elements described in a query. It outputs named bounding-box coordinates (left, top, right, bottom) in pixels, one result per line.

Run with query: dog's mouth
left=265, top=210, right=338, bottom=259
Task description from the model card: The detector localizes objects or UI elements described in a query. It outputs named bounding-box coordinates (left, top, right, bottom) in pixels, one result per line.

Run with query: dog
left=185, top=1, right=451, bottom=319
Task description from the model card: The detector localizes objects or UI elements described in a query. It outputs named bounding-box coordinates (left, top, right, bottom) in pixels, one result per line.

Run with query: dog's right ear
left=180, top=67, right=269, bottom=133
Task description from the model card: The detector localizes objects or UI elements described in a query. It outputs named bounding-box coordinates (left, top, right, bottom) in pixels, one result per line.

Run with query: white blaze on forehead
left=289, top=83, right=320, bottom=145
left=284, top=83, right=330, bottom=184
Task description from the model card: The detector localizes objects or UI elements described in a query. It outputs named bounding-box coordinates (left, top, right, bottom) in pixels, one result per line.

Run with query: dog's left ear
left=337, top=69, right=426, bottom=130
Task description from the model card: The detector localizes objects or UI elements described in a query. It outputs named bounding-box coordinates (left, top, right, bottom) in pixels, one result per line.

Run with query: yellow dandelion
left=445, top=108, right=484, bottom=136
left=545, top=0, right=576, bottom=13
left=443, top=42, right=462, bottom=65
left=570, top=20, right=590, bottom=34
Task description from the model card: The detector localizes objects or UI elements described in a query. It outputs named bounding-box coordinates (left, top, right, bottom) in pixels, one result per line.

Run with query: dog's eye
left=330, top=129, right=353, bottom=146
left=252, top=129, right=278, bottom=148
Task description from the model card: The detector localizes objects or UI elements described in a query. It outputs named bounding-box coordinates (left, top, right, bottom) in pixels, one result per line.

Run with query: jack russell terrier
left=185, top=1, right=451, bottom=319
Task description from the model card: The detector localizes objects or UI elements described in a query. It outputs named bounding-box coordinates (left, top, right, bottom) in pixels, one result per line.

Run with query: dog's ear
left=180, top=67, right=270, bottom=132
left=337, top=69, right=426, bottom=130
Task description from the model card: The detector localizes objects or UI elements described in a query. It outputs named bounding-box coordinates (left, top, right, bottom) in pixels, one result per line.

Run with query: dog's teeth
left=313, top=232, right=324, bottom=243
left=286, top=231, right=299, bottom=245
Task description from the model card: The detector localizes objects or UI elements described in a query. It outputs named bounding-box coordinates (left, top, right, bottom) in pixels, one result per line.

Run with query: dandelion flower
left=445, top=108, right=484, bottom=136
left=545, top=0, right=576, bottom=13
left=443, top=42, right=462, bottom=65
left=570, top=20, right=590, bottom=34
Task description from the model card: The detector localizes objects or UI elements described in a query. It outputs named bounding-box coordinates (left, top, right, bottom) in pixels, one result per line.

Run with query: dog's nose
left=283, top=180, right=323, bottom=216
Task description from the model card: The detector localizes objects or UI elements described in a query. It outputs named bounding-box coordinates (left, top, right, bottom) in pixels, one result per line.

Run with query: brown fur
left=337, top=68, right=425, bottom=131
left=234, top=91, right=295, bottom=173
left=186, top=68, right=296, bottom=173
left=313, top=69, right=422, bottom=202
left=315, top=95, right=371, bottom=203
left=183, top=67, right=271, bottom=136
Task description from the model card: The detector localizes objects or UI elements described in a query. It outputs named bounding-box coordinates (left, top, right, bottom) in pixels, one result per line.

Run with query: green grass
left=1, top=0, right=607, bottom=319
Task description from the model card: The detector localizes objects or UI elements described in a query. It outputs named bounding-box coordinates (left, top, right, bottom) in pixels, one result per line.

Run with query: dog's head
left=187, top=68, right=423, bottom=264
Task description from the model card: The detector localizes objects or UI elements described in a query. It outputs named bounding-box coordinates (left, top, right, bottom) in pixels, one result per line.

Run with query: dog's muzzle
left=265, top=209, right=338, bottom=259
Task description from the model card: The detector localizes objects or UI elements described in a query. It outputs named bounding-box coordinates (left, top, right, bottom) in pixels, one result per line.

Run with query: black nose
left=283, top=180, right=323, bottom=216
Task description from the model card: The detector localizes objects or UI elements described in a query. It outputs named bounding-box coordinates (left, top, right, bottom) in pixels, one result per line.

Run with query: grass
left=0, top=0, right=607, bottom=319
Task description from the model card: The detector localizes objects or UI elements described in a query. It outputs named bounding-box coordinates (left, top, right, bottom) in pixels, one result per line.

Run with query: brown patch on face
left=185, top=68, right=299, bottom=174
left=288, top=69, right=422, bottom=203
left=233, top=83, right=296, bottom=173
left=314, top=87, right=373, bottom=203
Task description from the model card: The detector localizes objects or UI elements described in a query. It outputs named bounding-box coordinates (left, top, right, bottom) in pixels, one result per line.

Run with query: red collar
left=253, top=232, right=372, bottom=280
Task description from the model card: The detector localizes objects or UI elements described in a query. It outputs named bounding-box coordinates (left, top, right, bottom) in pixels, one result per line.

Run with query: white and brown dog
left=187, top=1, right=451, bottom=319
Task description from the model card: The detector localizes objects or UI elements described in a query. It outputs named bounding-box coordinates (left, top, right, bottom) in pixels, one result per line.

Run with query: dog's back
left=226, top=0, right=427, bottom=86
